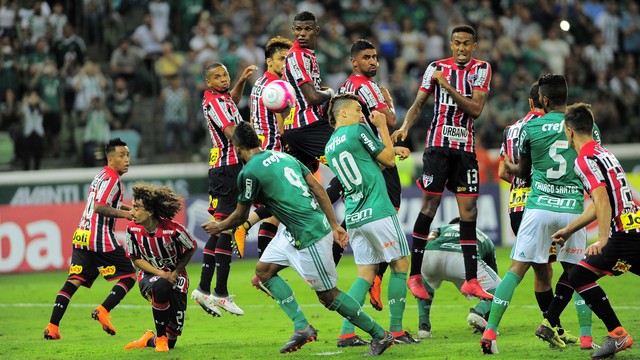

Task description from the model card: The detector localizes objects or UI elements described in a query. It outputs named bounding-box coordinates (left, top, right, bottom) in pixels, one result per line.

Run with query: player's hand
left=240, top=65, right=258, bottom=81
left=332, top=226, right=348, bottom=249
left=585, top=241, right=606, bottom=256
left=433, top=70, right=448, bottom=86
left=551, top=227, right=571, bottom=247
left=201, top=220, right=222, bottom=235
left=391, top=128, right=408, bottom=142
left=394, top=146, right=410, bottom=160
left=370, top=110, right=386, bottom=128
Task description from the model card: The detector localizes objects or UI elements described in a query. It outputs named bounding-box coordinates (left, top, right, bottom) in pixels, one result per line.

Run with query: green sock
left=474, top=288, right=496, bottom=317
left=486, top=271, right=521, bottom=332
left=340, top=277, right=371, bottom=336
left=329, top=290, right=386, bottom=341
left=388, top=271, right=407, bottom=332
left=418, top=279, right=434, bottom=329
left=574, top=292, right=592, bottom=336
left=263, top=276, right=309, bottom=331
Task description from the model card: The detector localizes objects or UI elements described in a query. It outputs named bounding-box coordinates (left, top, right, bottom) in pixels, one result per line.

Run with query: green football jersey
left=325, top=123, right=396, bottom=228
left=519, top=111, right=601, bottom=213
left=237, top=150, right=331, bottom=249
left=426, top=224, right=497, bottom=272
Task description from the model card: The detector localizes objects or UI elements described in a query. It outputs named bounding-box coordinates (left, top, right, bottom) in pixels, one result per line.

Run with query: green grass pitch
left=1, top=248, right=638, bottom=359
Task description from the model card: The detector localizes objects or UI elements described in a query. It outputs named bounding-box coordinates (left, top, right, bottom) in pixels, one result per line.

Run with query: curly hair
left=265, top=36, right=293, bottom=59
left=131, top=183, right=182, bottom=220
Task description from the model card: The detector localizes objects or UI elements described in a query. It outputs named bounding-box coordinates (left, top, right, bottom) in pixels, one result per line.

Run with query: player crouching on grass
left=122, top=183, right=197, bottom=352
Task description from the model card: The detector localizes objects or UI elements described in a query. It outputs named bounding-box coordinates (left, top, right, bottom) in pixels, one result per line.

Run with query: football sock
left=198, top=234, right=218, bottom=293
left=340, top=277, right=371, bottom=335
left=151, top=279, right=172, bottom=337
left=50, top=281, right=79, bottom=326
left=257, top=222, right=278, bottom=259
left=459, top=220, right=478, bottom=280
left=545, top=271, right=574, bottom=327
left=102, top=276, right=135, bottom=311
left=213, top=233, right=232, bottom=296
left=574, top=292, right=593, bottom=336
left=254, top=205, right=272, bottom=220
left=388, top=271, right=408, bottom=332
left=417, top=279, right=434, bottom=329
left=569, top=266, right=621, bottom=332
left=168, top=338, right=177, bottom=349
left=486, top=271, right=522, bottom=332
left=410, top=213, right=433, bottom=276
left=474, top=288, right=496, bottom=317
left=329, top=290, right=386, bottom=341
left=535, top=289, right=554, bottom=315
left=377, top=262, right=389, bottom=278
left=263, top=276, right=309, bottom=331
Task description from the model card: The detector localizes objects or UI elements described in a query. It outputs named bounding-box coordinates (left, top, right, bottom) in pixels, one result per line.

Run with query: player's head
left=450, top=25, right=477, bottom=64
left=350, top=39, right=378, bottom=78
left=327, top=93, right=362, bottom=127
left=205, top=62, right=230, bottom=94
left=564, top=102, right=594, bottom=149
left=448, top=217, right=461, bottom=224
left=105, top=138, right=129, bottom=175
left=528, top=81, right=543, bottom=110
left=131, top=183, right=182, bottom=224
left=292, top=11, right=319, bottom=50
left=265, top=36, right=293, bottom=77
left=537, top=74, right=567, bottom=113
left=232, top=121, right=262, bottom=161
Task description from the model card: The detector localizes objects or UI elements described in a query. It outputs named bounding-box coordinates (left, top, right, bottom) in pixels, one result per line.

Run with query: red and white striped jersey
left=575, top=141, right=640, bottom=234
left=419, top=57, right=491, bottom=152
left=74, top=166, right=124, bottom=252
left=250, top=71, right=282, bottom=151
left=499, top=111, right=544, bottom=213
left=202, top=90, right=242, bottom=168
left=338, top=73, right=388, bottom=136
left=125, top=219, right=197, bottom=294
left=283, top=40, right=323, bottom=129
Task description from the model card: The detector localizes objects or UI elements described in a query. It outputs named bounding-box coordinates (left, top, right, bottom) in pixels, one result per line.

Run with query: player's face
left=342, top=100, right=364, bottom=125
left=267, top=49, right=288, bottom=77
left=108, top=145, right=130, bottom=175
left=130, top=198, right=151, bottom=225
left=352, top=49, right=378, bottom=78
left=206, top=66, right=231, bottom=94
left=450, top=32, right=477, bottom=64
left=292, top=20, right=319, bottom=49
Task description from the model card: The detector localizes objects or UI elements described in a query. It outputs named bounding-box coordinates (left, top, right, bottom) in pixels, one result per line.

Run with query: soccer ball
left=262, top=80, right=296, bottom=112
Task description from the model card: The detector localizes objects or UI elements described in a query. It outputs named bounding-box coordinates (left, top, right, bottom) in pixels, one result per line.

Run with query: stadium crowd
left=0, top=0, right=639, bottom=171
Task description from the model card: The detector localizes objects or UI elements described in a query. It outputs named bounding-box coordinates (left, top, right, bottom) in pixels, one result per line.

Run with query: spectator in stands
left=159, top=74, right=190, bottom=159
left=107, top=76, right=134, bottom=130
left=583, top=31, right=615, bottom=76
left=27, top=37, right=53, bottom=74
left=0, top=88, right=20, bottom=162
left=82, top=96, right=112, bottom=167
left=371, top=6, right=399, bottom=73
left=189, top=19, right=218, bottom=66
left=52, top=24, right=86, bottom=68
left=515, top=7, right=543, bottom=45
left=422, top=19, right=444, bottom=64
left=154, top=42, right=184, bottom=86
left=148, top=0, right=170, bottom=43
left=540, top=27, right=570, bottom=75
left=73, top=61, right=106, bottom=120
left=622, top=2, right=640, bottom=59
left=398, top=17, right=423, bottom=73
left=0, top=0, right=17, bottom=38
left=48, top=2, right=68, bottom=42
left=30, top=60, right=62, bottom=158
left=109, top=38, right=144, bottom=93
left=236, top=34, right=264, bottom=74
left=595, top=1, right=621, bottom=53
left=19, top=0, right=47, bottom=49
left=21, top=90, right=45, bottom=170
left=0, top=34, right=19, bottom=96
left=131, top=13, right=164, bottom=85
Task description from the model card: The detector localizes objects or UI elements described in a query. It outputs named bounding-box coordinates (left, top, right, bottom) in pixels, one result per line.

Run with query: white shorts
left=260, top=227, right=338, bottom=292
left=421, top=251, right=501, bottom=291
left=511, top=208, right=587, bottom=264
left=349, top=215, right=410, bottom=265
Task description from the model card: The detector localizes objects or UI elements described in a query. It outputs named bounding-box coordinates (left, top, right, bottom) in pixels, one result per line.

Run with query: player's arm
left=230, top=65, right=258, bottom=104
left=172, top=245, right=197, bottom=278
left=222, top=123, right=236, bottom=140
left=304, top=172, right=348, bottom=248
left=120, top=203, right=132, bottom=211
left=300, top=82, right=333, bottom=106
left=379, top=86, right=396, bottom=131
left=551, top=201, right=597, bottom=245
left=586, top=186, right=613, bottom=256
left=503, top=153, right=531, bottom=179
left=370, top=110, right=395, bottom=168
left=94, top=203, right=133, bottom=220
left=497, top=158, right=511, bottom=183
left=202, top=202, right=251, bottom=235
left=392, top=90, right=430, bottom=142
left=275, top=112, right=285, bottom=135
left=132, top=258, right=169, bottom=278
left=433, top=71, right=488, bottom=118
left=426, top=230, right=439, bottom=242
